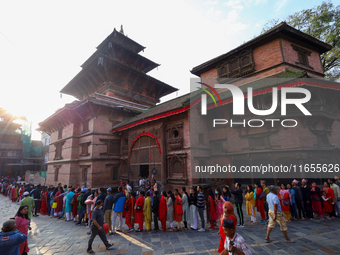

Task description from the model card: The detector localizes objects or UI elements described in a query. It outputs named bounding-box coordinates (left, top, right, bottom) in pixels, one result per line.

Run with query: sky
left=0, top=0, right=338, bottom=140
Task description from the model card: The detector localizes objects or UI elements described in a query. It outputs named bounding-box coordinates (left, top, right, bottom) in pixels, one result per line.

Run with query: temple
left=39, top=27, right=177, bottom=187
left=39, top=22, right=340, bottom=189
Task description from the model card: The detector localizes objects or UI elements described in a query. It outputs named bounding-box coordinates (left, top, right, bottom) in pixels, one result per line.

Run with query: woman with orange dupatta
left=159, top=191, right=167, bottom=231
left=173, top=189, right=183, bottom=230
left=206, top=188, right=217, bottom=230
left=217, top=202, right=237, bottom=253
left=40, top=188, right=49, bottom=215
left=125, top=191, right=136, bottom=232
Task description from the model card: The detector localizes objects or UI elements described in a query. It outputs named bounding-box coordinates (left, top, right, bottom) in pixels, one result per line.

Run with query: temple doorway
left=140, top=165, right=149, bottom=179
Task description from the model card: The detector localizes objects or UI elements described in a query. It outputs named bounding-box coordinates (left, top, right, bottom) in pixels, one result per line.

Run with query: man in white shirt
left=265, top=185, right=294, bottom=243
left=221, top=219, right=251, bottom=255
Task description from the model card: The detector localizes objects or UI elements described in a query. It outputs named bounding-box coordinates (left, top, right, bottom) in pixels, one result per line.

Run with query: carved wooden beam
left=85, top=103, right=95, bottom=118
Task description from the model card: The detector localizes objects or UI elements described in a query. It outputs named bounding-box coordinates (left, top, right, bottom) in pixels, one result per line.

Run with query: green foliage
left=261, top=1, right=340, bottom=80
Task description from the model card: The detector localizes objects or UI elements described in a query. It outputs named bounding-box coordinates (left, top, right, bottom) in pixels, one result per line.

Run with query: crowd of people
left=0, top=175, right=339, bottom=255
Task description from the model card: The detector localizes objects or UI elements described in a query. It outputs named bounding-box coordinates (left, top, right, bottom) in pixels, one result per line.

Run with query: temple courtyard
left=1, top=195, right=340, bottom=255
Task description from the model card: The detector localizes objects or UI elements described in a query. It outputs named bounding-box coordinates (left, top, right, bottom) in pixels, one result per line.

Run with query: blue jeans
left=77, top=207, right=86, bottom=224
left=290, top=203, right=298, bottom=219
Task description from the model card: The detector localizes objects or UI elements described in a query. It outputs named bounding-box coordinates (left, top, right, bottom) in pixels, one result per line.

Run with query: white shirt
left=224, top=232, right=252, bottom=255
left=266, top=192, right=282, bottom=212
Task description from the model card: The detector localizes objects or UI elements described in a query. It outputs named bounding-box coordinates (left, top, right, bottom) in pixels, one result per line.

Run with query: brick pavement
left=1, top=195, right=339, bottom=255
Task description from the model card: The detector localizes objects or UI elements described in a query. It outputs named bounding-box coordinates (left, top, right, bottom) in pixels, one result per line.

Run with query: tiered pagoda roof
left=60, top=27, right=177, bottom=105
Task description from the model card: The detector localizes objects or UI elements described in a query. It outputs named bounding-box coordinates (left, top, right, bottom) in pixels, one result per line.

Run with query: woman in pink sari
left=279, top=184, right=292, bottom=221
left=215, top=187, right=225, bottom=222
left=14, top=205, right=30, bottom=255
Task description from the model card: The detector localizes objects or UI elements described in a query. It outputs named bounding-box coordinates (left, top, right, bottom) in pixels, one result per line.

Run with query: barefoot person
left=265, top=185, right=294, bottom=243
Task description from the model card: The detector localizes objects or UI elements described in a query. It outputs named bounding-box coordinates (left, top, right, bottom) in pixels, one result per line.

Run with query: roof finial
left=119, top=25, right=124, bottom=35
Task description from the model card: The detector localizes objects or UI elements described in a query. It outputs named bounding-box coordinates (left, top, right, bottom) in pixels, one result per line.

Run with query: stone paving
left=1, top=195, right=340, bottom=255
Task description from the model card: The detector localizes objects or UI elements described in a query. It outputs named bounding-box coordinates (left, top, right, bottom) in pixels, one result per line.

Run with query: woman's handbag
left=258, top=192, right=267, bottom=199
left=136, top=206, right=142, bottom=210
left=282, top=199, right=290, bottom=205
left=52, top=202, right=57, bottom=209
left=125, top=206, right=129, bottom=211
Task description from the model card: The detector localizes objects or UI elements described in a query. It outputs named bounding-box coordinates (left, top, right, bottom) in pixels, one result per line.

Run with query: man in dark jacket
left=292, top=179, right=306, bottom=220
left=152, top=191, right=160, bottom=231
left=103, top=188, right=114, bottom=234
left=111, top=186, right=126, bottom=234
left=76, top=188, right=91, bottom=225
left=87, top=200, right=113, bottom=254
left=230, top=183, right=244, bottom=227
left=301, top=179, right=313, bottom=219
left=31, top=185, right=42, bottom=216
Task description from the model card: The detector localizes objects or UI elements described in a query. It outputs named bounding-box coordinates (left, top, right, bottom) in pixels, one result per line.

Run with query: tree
left=262, top=1, right=340, bottom=80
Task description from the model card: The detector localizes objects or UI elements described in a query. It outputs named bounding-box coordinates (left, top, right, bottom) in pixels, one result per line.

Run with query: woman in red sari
left=72, top=189, right=80, bottom=221
left=218, top=202, right=237, bottom=253
left=54, top=187, right=64, bottom=217
left=11, top=185, right=16, bottom=202
left=173, top=189, right=183, bottom=230
left=125, top=191, right=136, bottom=232
left=322, top=182, right=335, bottom=219
left=255, top=183, right=266, bottom=223
left=159, top=191, right=167, bottom=231
left=40, top=188, right=48, bottom=215
left=135, top=190, right=145, bottom=232
left=206, top=188, right=217, bottom=230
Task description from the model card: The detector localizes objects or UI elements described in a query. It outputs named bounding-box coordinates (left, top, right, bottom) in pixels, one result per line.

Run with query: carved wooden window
left=58, top=128, right=63, bottom=139
left=316, top=133, right=329, bottom=146
left=249, top=136, right=270, bottom=150
left=100, top=139, right=120, bottom=155
left=54, top=166, right=60, bottom=182
left=112, top=166, right=119, bottom=181
left=167, top=153, right=187, bottom=184
left=80, top=142, right=91, bottom=157
left=83, top=168, right=88, bottom=182
left=217, top=50, right=255, bottom=78
left=54, top=142, right=64, bottom=160
left=166, top=122, right=183, bottom=151
left=83, top=119, right=90, bottom=133
left=292, top=44, right=313, bottom=69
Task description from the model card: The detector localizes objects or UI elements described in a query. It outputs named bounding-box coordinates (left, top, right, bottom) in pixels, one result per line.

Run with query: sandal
left=86, top=249, right=95, bottom=254
left=265, top=239, right=270, bottom=243
left=106, top=243, right=114, bottom=250
left=167, top=228, right=174, bottom=232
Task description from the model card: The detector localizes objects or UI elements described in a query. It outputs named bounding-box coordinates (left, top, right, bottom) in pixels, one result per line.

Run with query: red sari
left=125, top=196, right=135, bottom=229
left=72, top=193, right=80, bottom=218
left=255, top=188, right=266, bottom=221
left=174, top=195, right=183, bottom=222
left=54, top=191, right=63, bottom=213
left=135, top=196, right=145, bottom=230
left=19, top=188, right=24, bottom=201
left=158, top=195, right=167, bottom=231
left=207, top=195, right=217, bottom=229
left=11, top=187, right=16, bottom=202
left=40, top=191, right=48, bottom=215
left=322, top=187, right=334, bottom=213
